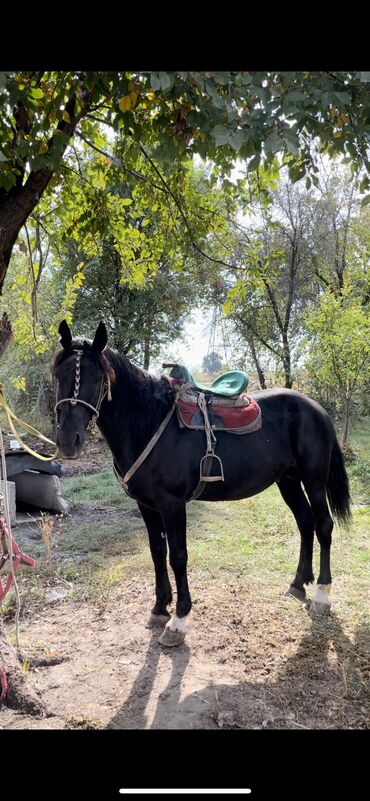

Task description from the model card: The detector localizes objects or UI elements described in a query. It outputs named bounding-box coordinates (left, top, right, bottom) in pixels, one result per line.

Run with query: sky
left=157, top=307, right=214, bottom=373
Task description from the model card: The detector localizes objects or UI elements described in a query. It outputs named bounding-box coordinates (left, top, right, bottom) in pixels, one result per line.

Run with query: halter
left=54, top=349, right=112, bottom=427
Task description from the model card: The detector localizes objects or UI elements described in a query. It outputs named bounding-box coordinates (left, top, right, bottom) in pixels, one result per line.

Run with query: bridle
left=54, top=349, right=112, bottom=429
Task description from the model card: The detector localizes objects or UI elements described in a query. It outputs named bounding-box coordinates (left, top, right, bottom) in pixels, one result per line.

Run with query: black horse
left=53, top=320, right=351, bottom=646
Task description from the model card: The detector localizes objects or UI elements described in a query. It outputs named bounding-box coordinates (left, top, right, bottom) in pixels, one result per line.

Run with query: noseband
left=54, top=349, right=111, bottom=427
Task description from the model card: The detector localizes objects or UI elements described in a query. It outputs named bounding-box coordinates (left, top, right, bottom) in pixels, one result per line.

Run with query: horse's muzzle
left=56, top=431, right=84, bottom=459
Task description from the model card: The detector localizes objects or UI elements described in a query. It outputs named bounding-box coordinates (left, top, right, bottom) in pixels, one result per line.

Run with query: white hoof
left=158, top=628, right=186, bottom=647
left=310, top=584, right=331, bottom=616
left=158, top=613, right=187, bottom=647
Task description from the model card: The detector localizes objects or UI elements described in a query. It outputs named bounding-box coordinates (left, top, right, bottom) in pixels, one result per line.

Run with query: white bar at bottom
left=119, top=791, right=251, bottom=796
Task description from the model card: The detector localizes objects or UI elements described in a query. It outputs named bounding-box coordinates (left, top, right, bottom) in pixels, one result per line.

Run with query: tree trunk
left=282, top=334, right=293, bottom=388
left=0, top=169, right=54, bottom=294
left=248, top=337, right=267, bottom=389
left=0, top=314, right=45, bottom=715
left=143, top=335, right=151, bottom=371
left=143, top=314, right=153, bottom=371
left=341, top=392, right=351, bottom=447
left=0, top=93, right=90, bottom=295
left=0, top=633, right=46, bottom=714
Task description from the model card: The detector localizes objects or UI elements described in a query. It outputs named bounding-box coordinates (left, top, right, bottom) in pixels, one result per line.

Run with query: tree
left=304, top=288, right=370, bottom=446
left=62, top=241, right=201, bottom=370
left=202, top=351, right=223, bottom=374
left=1, top=70, right=370, bottom=293
left=221, top=179, right=319, bottom=387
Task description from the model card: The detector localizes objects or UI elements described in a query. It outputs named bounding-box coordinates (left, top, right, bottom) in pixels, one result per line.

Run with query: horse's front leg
left=137, top=502, right=172, bottom=628
left=157, top=498, right=191, bottom=647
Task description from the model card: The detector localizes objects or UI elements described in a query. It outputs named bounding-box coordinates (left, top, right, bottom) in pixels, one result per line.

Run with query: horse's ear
left=59, top=320, right=72, bottom=349
left=91, top=321, right=108, bottom=354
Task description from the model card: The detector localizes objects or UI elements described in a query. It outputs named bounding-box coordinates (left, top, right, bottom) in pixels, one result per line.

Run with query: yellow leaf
left=38, top=143, right=48, bottom=154
left=129, top=91, right=138, bottom=108
left=119, top=95, right=131, bottom=112
left=62, top=110, right=71, bottom=123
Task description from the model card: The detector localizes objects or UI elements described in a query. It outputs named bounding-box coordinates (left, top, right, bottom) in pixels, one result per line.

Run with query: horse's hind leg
left=137, top=503, right=172, bottom=628
left=301, top=481, right=333, bottom=615
left=277, top=477, right=315, bottom=602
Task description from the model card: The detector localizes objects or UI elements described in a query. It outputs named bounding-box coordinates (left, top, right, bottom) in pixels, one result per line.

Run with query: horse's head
left=53, top=320, right=113, bottom=458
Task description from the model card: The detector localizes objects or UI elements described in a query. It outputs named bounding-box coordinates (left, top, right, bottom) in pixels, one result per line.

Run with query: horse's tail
left=327, top=436, right=352, bottom=527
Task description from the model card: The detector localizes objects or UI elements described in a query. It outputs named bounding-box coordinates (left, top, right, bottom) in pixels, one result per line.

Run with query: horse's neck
left=97, top=357, right=168, bottom=473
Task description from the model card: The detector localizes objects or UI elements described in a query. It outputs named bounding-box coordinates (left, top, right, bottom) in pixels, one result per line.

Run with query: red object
left=0, top=517, right=36, bottom=603
left=0, top=667, right=8, bottom=701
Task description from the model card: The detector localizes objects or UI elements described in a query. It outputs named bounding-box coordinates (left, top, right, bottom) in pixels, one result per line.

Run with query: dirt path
left=1, top=572, right=369, bottom=730
left=1, top=440, right=369, bottom=730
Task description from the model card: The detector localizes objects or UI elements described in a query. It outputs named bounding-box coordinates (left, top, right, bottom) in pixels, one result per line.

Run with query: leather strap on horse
left=116, top=387, right=225, bottom=502
left=121, top=403, right=176, bottom=491
left=186, top=391, right=224, bottom=501
left=54, top=348, right=112, bottom=428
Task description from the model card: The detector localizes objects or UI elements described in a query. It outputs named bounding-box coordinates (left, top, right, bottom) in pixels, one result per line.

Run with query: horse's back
left=251, top=387, right=334, bottom=429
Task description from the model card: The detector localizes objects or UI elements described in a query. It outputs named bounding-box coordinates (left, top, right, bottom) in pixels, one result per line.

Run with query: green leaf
left=30, top=87, right=44, bottom=99
left=247, top=153, right=261, bottom=172
left=150, top=73, right=161, bottom=91
left=229, top=129, right=246, bottom=151
left=158, top=72, right=174, bottom=92
left=210, top=125, right=230, bottom=146
left=333, top=91, right=352, bottom=106
left=0, top=151, right=8, bottom=162
left=121, top=198, right=133, bottom=206
left=213, top=73, right=230, bottom=85
left=286, top=91, right=306, bottom=102
left=264, top=129, right=282, bottom=155
left=361, top=194, right=370, bottom=207
left=284, top=129, right=300, bottom=155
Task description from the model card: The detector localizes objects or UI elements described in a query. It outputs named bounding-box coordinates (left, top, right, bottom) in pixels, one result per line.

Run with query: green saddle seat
left=165, top=364, right=249, bottom=398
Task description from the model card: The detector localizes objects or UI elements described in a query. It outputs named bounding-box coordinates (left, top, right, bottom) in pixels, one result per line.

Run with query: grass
left=62, top=469, right=132, bottom=507
left=6, top=418, right=369, bottom=623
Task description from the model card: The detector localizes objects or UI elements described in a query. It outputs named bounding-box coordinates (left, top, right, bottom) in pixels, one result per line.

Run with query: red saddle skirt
left=172, top=384, right=262, bottom=435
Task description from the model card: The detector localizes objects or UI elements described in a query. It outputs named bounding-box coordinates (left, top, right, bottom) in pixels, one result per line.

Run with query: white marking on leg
left=166, top=613, right=188, bottom=634
left=313, top=584, right=331, bottom=605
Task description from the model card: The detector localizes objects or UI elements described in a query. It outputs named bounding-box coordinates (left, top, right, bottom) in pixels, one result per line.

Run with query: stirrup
left=199, top=451, right=224, bottom=483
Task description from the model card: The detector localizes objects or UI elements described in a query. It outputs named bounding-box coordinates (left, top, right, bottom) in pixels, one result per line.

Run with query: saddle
left=163, top=363, right=261, bottom=435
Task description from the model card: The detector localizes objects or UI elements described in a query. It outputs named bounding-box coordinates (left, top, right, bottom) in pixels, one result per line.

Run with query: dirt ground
left=1, top=441, right=369, bottom=730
